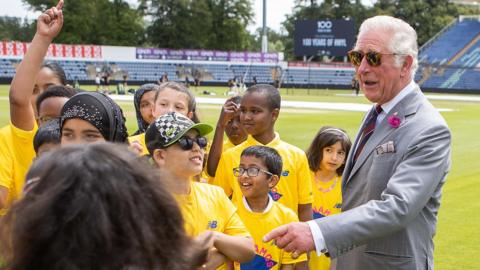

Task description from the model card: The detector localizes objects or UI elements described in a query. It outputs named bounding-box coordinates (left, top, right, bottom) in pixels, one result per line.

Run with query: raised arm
left=9, top=0, right=64, bottom=131
left=206, top=98, right=238, bottom=176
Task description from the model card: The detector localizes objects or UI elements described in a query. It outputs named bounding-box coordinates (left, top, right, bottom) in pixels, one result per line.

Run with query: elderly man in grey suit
left=263, top=15, right=451, bottom=270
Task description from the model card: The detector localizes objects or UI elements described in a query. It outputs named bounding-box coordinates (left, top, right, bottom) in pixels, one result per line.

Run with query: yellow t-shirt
left=234, top=196, right=307, bottom=270
left=128, top=133, right=149, bottom=156
left=175, top=181, right=250, bottom=237
left=0, top=123, right=37, bottom=215
left=223, top=139, right=236, bottom=152
left=175, top=181, right=251, bottom=270
left=212, top=133, right=313, bottom=215
left=309, top=172, right=342, bottom=270
left=204, top=139, right=238, bottom=183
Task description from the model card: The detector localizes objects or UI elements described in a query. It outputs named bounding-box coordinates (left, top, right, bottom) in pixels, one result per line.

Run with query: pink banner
left=0, top=41, right=102, bottom=59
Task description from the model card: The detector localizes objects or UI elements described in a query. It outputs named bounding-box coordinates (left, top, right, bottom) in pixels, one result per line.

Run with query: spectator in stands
left=60, top=92, right=128, bottom=145
left=264, top=15, right=451, bottom=270
left=206, top=96, right=247, bottom=177
left=0, top=1, right=66, bottom=215
left=132, top=83, right=159, bottom=136
left=145, top=112, right=255, bottom=269
left=212, top=84, right=313, bottom=222
left=0, top=142, right=209, bottom=270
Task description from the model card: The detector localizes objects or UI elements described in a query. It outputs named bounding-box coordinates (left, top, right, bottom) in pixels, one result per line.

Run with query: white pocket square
left=375, top=141, right=395, bottom=155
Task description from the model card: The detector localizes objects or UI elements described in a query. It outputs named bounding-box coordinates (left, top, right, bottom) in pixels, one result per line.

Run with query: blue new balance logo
left=207, top=220, right=218, bottom=229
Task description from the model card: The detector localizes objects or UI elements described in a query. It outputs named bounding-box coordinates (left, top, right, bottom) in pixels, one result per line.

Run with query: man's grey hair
left=358, top=15, right=418, bottom=77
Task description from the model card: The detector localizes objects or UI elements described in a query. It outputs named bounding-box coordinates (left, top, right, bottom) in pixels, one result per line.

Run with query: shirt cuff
left=307, top=220, right=327, bottom=256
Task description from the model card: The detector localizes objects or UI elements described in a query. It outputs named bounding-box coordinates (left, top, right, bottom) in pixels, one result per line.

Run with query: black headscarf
left=60, top=92, right=128, bottom=142
left=133, top=83, right=158, bottom=136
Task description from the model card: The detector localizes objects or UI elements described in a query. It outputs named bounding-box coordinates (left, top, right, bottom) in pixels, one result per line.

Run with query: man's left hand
left=262, top=222, right=315, bottom=258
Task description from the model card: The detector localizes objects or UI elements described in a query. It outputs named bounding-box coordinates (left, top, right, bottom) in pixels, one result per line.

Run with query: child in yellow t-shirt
left=212, top=84, right=313, bottom=222
left=234, top=145, right=307, bottom=270
left=305, top=126, right=352, bottom=270
left=206, top=96, right=248, bottom=178
left=145, top=112, right=255, bottom=269
left=1, top=0, right=67, bottom=214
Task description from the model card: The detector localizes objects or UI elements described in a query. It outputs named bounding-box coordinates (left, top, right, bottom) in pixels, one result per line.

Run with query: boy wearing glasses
left=145, top=112, right=255, bottom=269
left=234, top=145, right=307, bottom=270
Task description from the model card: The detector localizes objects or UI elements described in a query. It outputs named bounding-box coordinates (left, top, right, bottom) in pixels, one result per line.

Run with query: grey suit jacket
left=315, top=87, right=451, bottom=270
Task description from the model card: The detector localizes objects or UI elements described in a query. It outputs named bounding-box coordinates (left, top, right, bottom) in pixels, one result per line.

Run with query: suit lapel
left=344, top=87, right=423, bottom=186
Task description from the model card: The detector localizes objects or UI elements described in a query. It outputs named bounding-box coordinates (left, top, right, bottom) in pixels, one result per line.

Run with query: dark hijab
left=133, top=83, right=158, bottom=135
left=60, top=92, right=128, bottom=142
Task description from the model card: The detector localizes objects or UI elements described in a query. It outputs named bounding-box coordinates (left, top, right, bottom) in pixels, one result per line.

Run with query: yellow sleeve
left=281, top=210, right=308, bottom=264
left=128, top=133, right=149, bottom=156
left=296, top=153, right=313, bottom=205
left=220, top=192, right=250, bottom=237
left=0, top=129, right=14, bottom=189
left=211, top=152, right=233, bottom=197
left=10, top=123, right=37, bottom=173
left=0, top=151, right=13, bottom=192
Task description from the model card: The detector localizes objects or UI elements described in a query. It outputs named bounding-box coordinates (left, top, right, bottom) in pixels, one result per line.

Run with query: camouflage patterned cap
left=145, top=112, right=212, bottom=154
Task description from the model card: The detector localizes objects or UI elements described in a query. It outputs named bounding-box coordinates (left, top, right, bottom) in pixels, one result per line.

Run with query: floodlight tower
left=261, top=0, right=268, bottom=53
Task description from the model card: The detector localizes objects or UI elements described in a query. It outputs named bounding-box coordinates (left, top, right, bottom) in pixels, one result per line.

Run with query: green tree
left=205, top=0, right=253, bottom=50
left=22, top=0, right=145, bottom=45
left=0, top=17, right=36, bottom=42
left=372, top=0, right=461, bottom=46
left=144, top=0, right=253, bottom=50
left=248, top=27, right=286, bottom=52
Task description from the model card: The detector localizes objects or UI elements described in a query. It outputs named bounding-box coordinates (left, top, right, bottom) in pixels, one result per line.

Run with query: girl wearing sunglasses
left=145, top=112, right=255, bottom=269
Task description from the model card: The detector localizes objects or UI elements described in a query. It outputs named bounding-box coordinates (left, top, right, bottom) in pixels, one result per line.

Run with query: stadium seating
left=418, top=17, right=480, bottom=91
left=0, top=58, right=355, bottom=87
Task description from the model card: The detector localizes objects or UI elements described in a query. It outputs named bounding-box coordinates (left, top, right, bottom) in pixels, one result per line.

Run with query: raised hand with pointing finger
left=37, top=0, right=64, bottom=41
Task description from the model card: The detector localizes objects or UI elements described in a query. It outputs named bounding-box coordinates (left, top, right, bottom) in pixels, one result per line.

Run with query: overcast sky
left=0, top=0, right=299, bottom=33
